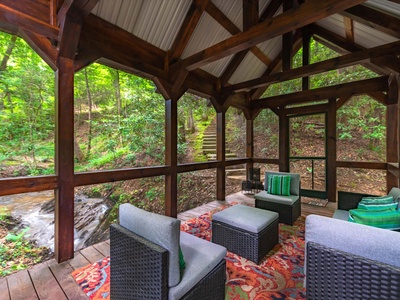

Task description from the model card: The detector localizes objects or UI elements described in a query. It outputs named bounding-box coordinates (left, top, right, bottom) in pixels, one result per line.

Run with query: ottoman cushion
left=213, top=204, right=278, bottom=233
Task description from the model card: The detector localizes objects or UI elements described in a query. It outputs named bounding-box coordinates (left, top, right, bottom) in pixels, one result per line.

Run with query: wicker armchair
left=305, top=215, right=400, bottom=300
left=254, top=171, right=301, bottom=225
left=110, top=204, right=227, bottom=300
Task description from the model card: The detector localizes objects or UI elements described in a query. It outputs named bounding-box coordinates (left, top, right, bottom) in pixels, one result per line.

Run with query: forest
left=0, top=30, right=387, bottom=275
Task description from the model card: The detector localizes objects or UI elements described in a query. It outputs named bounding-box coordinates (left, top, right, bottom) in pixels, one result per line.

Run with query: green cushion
left=357, top=202, right=398, bottom=211
left=179, top=246, right=185, bottom=279
left=360, top=195, right=394, bottom=204
left=268, top=175, right=291, bottom=196
left=348, top=209, right=400, bottom=229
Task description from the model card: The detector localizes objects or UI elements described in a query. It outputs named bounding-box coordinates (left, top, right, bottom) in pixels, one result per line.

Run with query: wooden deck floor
left=0, top=192, right=335, bottom=300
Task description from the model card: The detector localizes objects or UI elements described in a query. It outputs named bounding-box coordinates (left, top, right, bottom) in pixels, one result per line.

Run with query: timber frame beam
left=2, top=0, right=400, bottom=263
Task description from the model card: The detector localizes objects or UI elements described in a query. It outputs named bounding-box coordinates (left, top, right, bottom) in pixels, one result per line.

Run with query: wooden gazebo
left=0, top=0, right=399, bottom=262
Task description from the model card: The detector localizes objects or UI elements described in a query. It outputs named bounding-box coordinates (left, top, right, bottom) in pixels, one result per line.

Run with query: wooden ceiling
left=0, top=0, right=399, bottom=111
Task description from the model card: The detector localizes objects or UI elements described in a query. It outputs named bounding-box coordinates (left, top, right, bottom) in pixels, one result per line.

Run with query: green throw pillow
left=357, top=202, right=398, bottom=211
left=348, top=209, right=400, bottom=229
left=268, top=175, right=291, bottom=196
left=360, top=195, right=394, bottom=205
left=179, top=246, right=185, bottom=279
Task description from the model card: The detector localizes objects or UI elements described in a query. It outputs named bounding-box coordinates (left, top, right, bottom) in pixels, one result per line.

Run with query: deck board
left=7, top=270, right=38, bottom=300
left=92, top=241, right=110, bottom=257
left=29, top=263, right=67, bottom=300
left=79, top=246, right=104, bottom=263
left=0, top=278, right=10, bottom=300
left=1, top=191, right=336, bottom=299
left=46, top=259, right=87, bottom=300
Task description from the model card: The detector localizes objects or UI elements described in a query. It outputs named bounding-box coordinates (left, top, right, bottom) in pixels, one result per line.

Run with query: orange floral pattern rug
left=72, top=205, right=306, bottom=299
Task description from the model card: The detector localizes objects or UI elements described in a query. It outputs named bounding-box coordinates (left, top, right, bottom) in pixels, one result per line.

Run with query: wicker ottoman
left=212, top=204, right=279, bottom=264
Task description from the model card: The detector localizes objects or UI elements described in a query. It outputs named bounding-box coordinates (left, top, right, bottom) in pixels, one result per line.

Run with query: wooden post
left=327, top=98, right=337, bottom=202
left=55, top=57, right=75, bottom=262
left=282, top=0, right=293, bottom=71
left=302, top=27, right=310, bottom=90
left=165, top=98, right=178, bottom=217
left=279, top=111, right=290, bottom=172
left=217, top=111, right=226, bottom=200
left=387, top=75, right=400, bottom=191
left=246, top=118, right=254, bottom=178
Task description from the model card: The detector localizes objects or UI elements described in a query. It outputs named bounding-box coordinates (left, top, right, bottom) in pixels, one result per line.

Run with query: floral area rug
left=72, top=205, right=306, bottom=299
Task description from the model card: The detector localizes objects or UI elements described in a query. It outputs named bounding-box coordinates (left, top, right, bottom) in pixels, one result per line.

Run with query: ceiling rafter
left=172, top=0, right=367, bottom=72
left=343, top=16, right=354, bottom=43
left=223, top=39, right=400, bottom=94
left=249, top=30, right=303, bottom=100
left=251, top=76, right=388, bottom=109
left=310, top=24, right=391, bottom=75
left=168, top=0, right=209, bottom=64
left=19, top=29, right=57, bottom=70
left=0, top=3, right=58, bottom=40
left=57, top=0, right=100, bottom=59
left=205, top=1, right=271, bottom=87
left=282, top=0, right=294, bottom=71
left=217, top=0, right=281, bottom=87
left=371, top=55, right=400, bottom=74
left=341, top=4, right=400, bottom=39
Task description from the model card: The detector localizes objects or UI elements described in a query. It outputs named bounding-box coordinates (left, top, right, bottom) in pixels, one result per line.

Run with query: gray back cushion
left=119, top=203, right=181, bottom=287
left=306, top=214, right=400, bottom=268
left=265, top=171, right=300, bottom=195
left=389, top=187, right=400, bottom=201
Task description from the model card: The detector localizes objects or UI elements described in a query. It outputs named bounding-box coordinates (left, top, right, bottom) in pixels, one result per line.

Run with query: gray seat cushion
left=306, top=215, right=400, bottom=268
left=169, top=232, right=227, bottom=300
left=119, top=203, right=181, bottom=287
left=332, top=209, right=349, bottom=221
left=212, top=204, right=278, bottom=233
left=254, top=190, right=299, bottom=205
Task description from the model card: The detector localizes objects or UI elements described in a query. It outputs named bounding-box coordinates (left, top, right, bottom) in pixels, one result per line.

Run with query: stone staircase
left=202, top=122, right=246, bottom=177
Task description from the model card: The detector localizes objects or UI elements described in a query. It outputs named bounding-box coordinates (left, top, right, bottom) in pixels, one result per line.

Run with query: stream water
left=0, top=191, right=110, bottom=251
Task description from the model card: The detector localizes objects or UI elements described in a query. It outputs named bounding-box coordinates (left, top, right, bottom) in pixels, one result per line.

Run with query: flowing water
left=0, top=191, right=110, bottom=251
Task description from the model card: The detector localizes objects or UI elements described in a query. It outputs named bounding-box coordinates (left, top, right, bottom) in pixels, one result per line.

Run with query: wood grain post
left=282, top=0, right=294, bottom=72
left=246, top=117, right=254, bottom=179
left=302, top=27, right=310, bottom=90
left=279, top=111, right=290, bottom=172
left=55, top=57, right=75, bottom=262
left=387, top=75, right=400, bottom=191
left=327, top=98, right=337, bottom=202
left=217, top=111, right=226, bottom=200
left=165, top=98, right=178, bottom=217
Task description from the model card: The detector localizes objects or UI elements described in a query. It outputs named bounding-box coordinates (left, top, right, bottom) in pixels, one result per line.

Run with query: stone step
left=203, top=134, right=216, bottom=138
left=202, top=145, right=216, bottom=151
left=226, top=168, right=247, bottom=176
left=203, top=149, right=215, bottom=154
left=202, top=142, right=216, bottom=147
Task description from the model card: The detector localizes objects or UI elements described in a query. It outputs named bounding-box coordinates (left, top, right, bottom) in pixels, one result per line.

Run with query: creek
left=0, top=191, right=111, bottom=252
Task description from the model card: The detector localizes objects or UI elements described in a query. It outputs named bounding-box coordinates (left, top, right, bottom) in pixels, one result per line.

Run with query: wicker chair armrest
left=337, top=191, right=376, bottom=210
left=110, top=224, right=169, bottom=300
left=306, top=241, right=400, bottom=300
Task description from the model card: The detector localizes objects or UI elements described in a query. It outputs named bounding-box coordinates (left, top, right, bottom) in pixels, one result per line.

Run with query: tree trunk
left=84, top=68, right=93, bottom=158
left=74, top=136, right=84, bottom=162
left=112, top=69, right=123, bottom=145
left=187, top=106, right=195, bottom=133
left=0, top=35, right=17, bottom=110
left=0, top=35, right=16, bottom=71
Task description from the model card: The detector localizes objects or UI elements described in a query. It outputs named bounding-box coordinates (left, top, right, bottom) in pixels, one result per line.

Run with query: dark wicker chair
left=306, top=215, right=400, bottom=300
left=110, top=224, right=226, bottom=300
left=110, top=204, right=227, bottom=300
left=254, top=171, right=301, bottom=225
